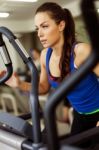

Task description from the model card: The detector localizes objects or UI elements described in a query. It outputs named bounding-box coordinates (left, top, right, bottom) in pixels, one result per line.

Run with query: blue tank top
left=46, top=46, right=99, bottom=114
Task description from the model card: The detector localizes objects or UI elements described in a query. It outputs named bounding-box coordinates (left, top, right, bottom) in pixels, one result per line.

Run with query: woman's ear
left=59, top=20, right=66, bottom=32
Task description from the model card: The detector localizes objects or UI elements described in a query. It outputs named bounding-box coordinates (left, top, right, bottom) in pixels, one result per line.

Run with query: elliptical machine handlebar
left=0, top=33, right=13, bottom=83
left=0, top=26, right=30, bottom=63
left=0, top=26, right=42, bottom=144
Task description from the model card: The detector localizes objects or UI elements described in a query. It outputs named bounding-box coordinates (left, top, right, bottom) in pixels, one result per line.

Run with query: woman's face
left=34, top=12, right=64, bottom=48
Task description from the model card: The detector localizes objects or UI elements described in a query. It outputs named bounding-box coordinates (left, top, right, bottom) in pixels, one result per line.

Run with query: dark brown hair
left=36, top=2, right=76, bottom=81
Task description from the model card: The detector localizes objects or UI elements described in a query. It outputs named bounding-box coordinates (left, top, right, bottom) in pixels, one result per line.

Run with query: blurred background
left=0, top=0, right=99, bottom=136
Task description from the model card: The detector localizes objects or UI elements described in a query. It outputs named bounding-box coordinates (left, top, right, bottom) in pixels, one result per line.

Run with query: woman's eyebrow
left=35, top=21, right=48, bottom=28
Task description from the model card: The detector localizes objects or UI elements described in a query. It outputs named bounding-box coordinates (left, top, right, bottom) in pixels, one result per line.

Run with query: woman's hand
left=0, top=70, right=20, bottom=88
left=6, top=72, right=20, bottom=88
left=0, top=70, right=6, bottom=78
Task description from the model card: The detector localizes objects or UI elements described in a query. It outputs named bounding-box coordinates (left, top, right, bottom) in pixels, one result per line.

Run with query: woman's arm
left=5, top=49, right=50, bottom=94
left=74, top=43, right=91, bottom=67
left=74, top=43, right=99, bottom=76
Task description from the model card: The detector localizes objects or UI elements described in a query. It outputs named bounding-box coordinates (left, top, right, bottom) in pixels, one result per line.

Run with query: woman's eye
left=42, top=25, right=48, bottom=28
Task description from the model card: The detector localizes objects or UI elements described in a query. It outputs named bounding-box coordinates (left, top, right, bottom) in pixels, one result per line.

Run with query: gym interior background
left=0, top=0, right=99, bottom=136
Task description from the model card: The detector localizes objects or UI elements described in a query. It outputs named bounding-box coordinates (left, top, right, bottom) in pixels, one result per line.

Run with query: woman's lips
left=41, top=40, right=47, bottom=44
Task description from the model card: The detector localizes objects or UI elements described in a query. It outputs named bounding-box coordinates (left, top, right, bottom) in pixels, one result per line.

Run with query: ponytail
left=59, top=8, right=76, bottom=81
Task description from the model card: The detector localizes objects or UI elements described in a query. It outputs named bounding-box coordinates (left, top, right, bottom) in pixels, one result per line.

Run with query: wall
left=75, top=16, right=90, bottom=43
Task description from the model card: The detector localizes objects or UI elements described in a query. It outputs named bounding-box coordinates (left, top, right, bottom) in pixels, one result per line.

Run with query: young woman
left=2, top=2, right=99, bottom=135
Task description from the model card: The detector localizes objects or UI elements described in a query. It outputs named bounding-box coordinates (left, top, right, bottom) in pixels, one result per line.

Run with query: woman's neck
left=51, top=34, right=64, bottom=56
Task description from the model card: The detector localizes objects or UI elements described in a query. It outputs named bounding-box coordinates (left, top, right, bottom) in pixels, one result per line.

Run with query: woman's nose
left=38, top=29, right=43, bottom=37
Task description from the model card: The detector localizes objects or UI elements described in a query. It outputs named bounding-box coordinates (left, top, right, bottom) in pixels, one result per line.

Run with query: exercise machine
left=0, top=26, right=43, bottom=149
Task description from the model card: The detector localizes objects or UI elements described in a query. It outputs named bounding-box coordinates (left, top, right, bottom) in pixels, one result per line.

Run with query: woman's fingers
left=0, top=70, right=6, bottom=77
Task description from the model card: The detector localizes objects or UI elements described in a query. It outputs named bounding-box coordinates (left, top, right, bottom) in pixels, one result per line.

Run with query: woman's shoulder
left=74, top=42, right=91, bottom=67
left=74, top=42, right=91, bottom=55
